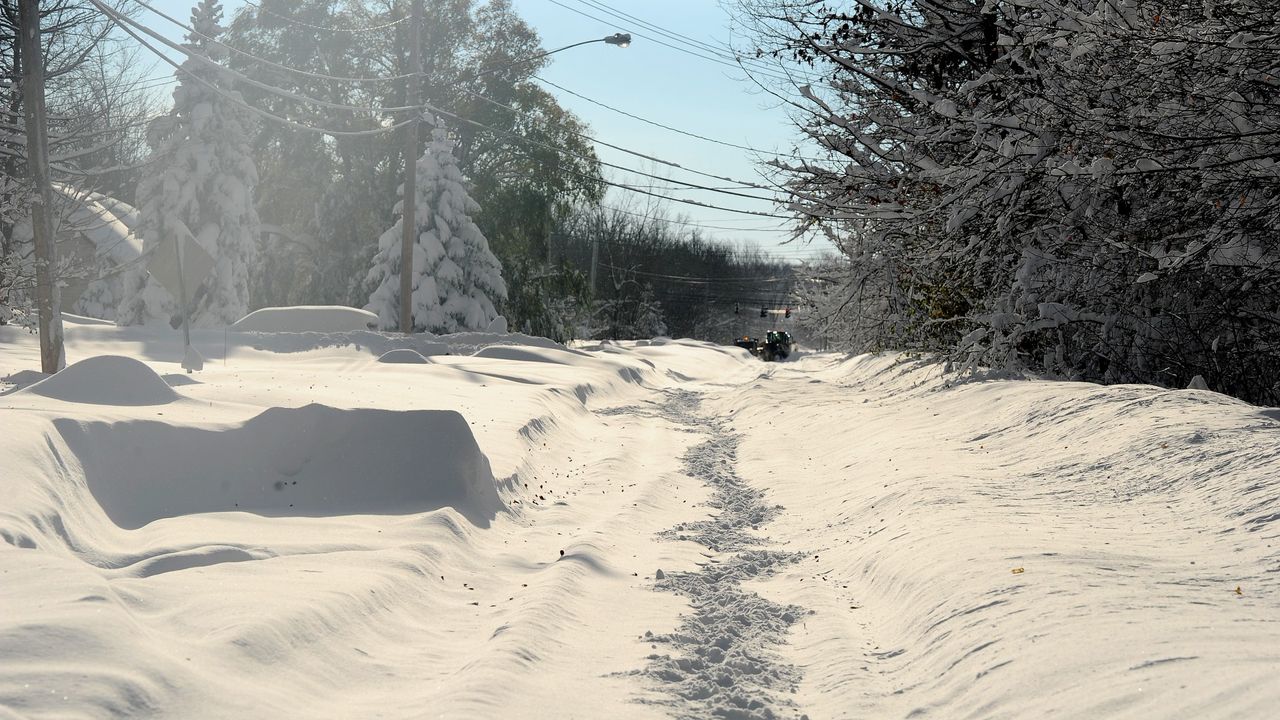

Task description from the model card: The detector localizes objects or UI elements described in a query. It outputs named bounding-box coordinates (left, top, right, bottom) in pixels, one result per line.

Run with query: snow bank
left=61, top=313, right=116, bottom=326
left=57, top=403, right=501, bottom=529
left=724, top=352, right=1280, bottom=719
left=377, top=349, right=431, bottom=364
left=471, top=345, right=583, bottom=364
left=231, top=306, right=380, bottom=332
left=19, top=355, right=178, bottom=406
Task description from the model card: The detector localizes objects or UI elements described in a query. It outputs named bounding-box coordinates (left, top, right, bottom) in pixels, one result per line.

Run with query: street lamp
left=463, top=33, right=633, bottom=83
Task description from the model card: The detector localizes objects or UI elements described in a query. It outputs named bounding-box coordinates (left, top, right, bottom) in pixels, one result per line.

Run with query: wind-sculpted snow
left=20, top=355, right=177, bottom=406
left=719, top=352, right=1280, bottom=718
left=231, top=305, right=380, bottom=332
left=2, top=320, right=1277, bottom=718
left=58, top=403, right=501, bottom=529
left=628, top=391, right=811, bottom=720
left=377, top=348, right=431, bottom=364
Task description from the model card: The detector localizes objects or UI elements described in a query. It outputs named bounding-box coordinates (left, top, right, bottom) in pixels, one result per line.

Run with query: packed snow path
left=2, top=324, right=1279, bottom=718
left=610, top=391, right=808, bottom=719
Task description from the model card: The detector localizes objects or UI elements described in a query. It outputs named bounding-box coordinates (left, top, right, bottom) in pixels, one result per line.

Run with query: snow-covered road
left=2, top=322, right=1278, bottom=718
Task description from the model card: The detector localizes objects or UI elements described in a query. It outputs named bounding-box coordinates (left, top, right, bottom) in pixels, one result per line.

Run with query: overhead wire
left=598, top=263, right=793, bottom=283
left=456, top=86, right=783, bottom=193
left=543, top=0, right=799, bottom=86
left=95, top=0, right=835, bottom=232
left=421, top=98, right=789, bottom=218
left=98, top=2, right=790, bottom=219
left=591, top=202, right=797, bottom=233
left=129, top=0, right=421, bottom=84
left=565, top=0, right=823, bottom=85
left=584, top=235, right=828, bottom=262
left=533, top=74, right=828, bottom=164
left=101, top=2, right=423, bottom=114
left=235, top=0, right=411, bottom=34
left=90, top=0, right=417, bottom=137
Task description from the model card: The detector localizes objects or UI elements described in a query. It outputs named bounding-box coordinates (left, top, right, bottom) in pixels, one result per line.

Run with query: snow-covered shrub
left=365, top=125, right=507, bottom=334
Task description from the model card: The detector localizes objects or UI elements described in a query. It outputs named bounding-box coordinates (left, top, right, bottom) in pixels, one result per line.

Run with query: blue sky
left=140, top=0, right=831, bottom=261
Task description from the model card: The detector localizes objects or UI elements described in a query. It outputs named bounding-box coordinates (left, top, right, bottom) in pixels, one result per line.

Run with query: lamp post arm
left=461, top=34, right=630, bottom=83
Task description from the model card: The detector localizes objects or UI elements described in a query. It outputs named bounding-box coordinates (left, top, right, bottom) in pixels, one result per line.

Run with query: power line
left=592, top=203, right=796, bottom=233
left=422, top=99, right=789, bottom=218
left=105, top=6, right=789, bottom=218
left=235, top=0, right=411, bottom=34
left=457, top=86, right=781, bottom=194
left=573, top=0, right=732, bottom=57
left=451, top=87, right=854, bottom=223
left=534, top=74, right=827, bottom=163
left=99, top=1, right=797, bottom=225
left=91, top=0, right=416, bottom=137
left=598, top=263, right=793, bottom=283
left=129, top=0, right=420, bottom=84
left=566, top=0, right=820, bottom=85
left=103, top=3, right=422, bottom=114
left=544, top=0, right=797, bottom=85
left=584, top=234, right=829, bottom=261
left=96, top=0, right=833, bottom=229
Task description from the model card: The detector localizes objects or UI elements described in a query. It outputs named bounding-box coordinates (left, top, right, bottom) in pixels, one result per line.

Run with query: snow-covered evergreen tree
left=118, top=0, right=259, bottom=326
left=366, top=125, right=507, bottom=333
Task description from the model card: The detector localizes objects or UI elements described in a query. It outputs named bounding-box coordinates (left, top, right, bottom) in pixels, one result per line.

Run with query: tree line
left=739, top=0, right=1280, bottom=405
left=1, top=0, right=790, bottom=344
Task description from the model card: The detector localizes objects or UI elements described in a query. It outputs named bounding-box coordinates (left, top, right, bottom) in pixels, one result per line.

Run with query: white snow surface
left=1, top=325, right=1278, bottom=719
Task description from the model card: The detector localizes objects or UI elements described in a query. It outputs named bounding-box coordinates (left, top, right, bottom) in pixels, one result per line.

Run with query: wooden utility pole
left=18, top=0, right=63, bottom=373
left=398, top=0, right=423, bottom=334
left=589, top=235, right=599, bottom=294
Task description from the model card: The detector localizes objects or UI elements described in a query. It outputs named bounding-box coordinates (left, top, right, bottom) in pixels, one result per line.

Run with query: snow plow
left=759, top=330, right=793, bottom=362
left=732, top=331, right=792, bottom=361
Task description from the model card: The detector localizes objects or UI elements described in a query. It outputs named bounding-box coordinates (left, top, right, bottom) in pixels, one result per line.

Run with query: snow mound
left=231, top=306, right=380, bottom=333
left=1, top=369, right=47, bottom=395
left=60, top=313, right=115, bottom=326
left=377, top=349, right=431, bottom=364
left=20, top=355, right=178, bottom=406
left=56, top=403, right=500, bottom=529
left=471, top=345, right=581, bottom=364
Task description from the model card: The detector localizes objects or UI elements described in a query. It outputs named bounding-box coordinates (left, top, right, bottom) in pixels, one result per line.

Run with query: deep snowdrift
left=725, top=354, right=1280, bottom=719
left=0, top=324, right=1276, bottom=719
left=59, top=404, right=500, bottom=529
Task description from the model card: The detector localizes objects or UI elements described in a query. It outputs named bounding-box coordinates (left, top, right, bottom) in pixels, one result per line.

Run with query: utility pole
left=19, top=0, right=63, bottom=373
left=589, top=235, right=599, bottom=295
left=398, top=0, right=423, bottom=334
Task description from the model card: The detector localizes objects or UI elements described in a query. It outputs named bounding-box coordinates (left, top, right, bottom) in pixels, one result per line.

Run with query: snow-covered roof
left=49, top=182, right=143, bottom=267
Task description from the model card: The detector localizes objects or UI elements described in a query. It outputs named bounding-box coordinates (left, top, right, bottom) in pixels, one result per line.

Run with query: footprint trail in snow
left=625, top=390, right=810, bottom=720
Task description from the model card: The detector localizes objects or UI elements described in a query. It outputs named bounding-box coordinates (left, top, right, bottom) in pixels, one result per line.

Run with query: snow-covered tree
left=366, top=125, right=507, bottom=333
left=633, top=284, right=668, bottom=339
left=739, top=0, right=1280, bottom=404
left=118, top=0, right=259, bottom=326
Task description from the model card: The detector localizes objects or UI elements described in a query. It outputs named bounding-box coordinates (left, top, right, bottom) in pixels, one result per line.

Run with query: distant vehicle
left=759, top=330, right=793, bottom=362
left=733, top=336, right=760, bottom=356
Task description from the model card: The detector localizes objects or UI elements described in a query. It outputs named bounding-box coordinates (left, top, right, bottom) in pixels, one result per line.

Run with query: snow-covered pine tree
left=366, top=125, right=507, bottom=334
left=117, top=0, right=259, bottom=326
